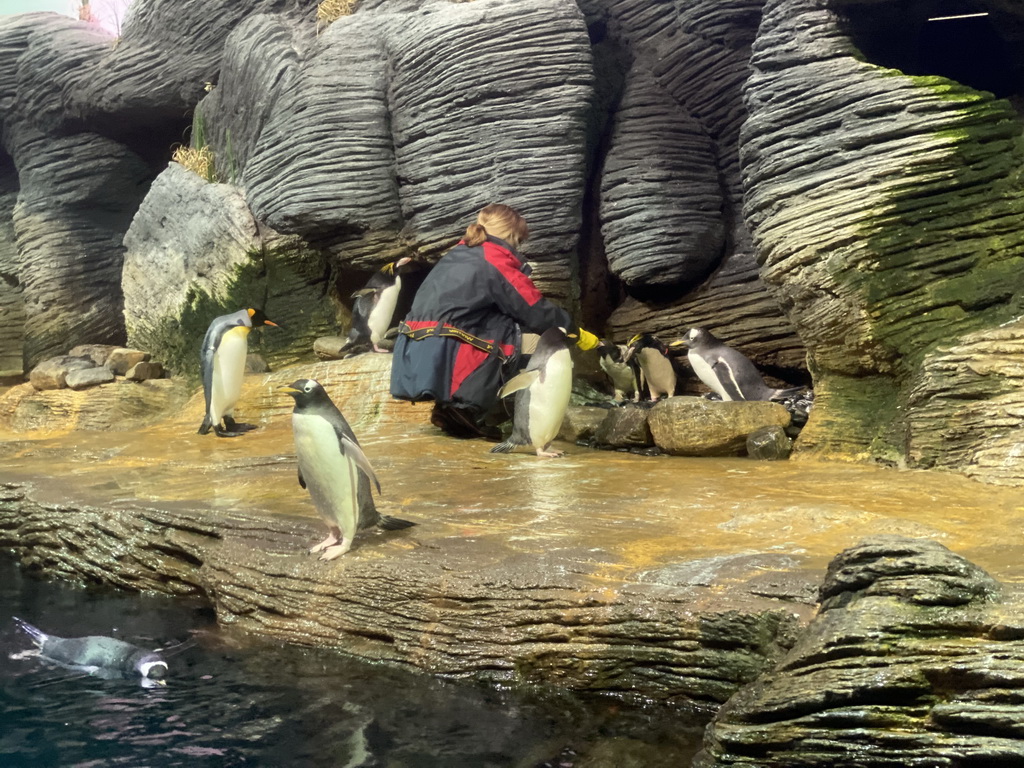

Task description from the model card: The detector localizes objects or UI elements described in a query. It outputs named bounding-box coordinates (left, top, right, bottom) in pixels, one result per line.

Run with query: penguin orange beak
left=264, top=320, right=279, bottom=328
left=278, top=385, right=301, bottom=394
left=668, top=339, right=688, bottom=349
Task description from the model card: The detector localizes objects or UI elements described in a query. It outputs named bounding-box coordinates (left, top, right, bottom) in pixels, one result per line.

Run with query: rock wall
left=695, top=536, right=1024, bottom=767
left=741, top=0, right=1024, bottom=481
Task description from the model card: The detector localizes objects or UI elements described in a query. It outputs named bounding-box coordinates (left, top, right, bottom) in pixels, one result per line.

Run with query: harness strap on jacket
left=399, top=321, right=508, bottom=362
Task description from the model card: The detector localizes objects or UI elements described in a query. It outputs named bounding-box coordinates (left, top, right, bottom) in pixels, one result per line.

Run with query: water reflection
left=0, top=557, right=704, bottom=767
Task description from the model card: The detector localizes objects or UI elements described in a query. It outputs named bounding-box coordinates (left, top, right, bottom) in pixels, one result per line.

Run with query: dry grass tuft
left=317, top=0, right=359, bottom=28
left=172, top=145, right=216, bottom=182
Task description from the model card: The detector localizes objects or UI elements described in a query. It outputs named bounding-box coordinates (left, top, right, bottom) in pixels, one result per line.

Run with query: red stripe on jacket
left=450, top=341, right=516, bottom=395
left=481, top=241, right=543, bottom=306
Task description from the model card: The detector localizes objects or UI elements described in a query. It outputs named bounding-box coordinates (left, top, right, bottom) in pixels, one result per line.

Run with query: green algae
left=818, top=76, right=1024, bottom=465
left=130, top=236, right=338, bottom=383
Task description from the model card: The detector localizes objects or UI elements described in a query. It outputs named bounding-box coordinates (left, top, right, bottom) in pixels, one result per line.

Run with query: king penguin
left=672, top=327, right=803, bottom=401
left=281, top=378, right=415, bottom=560
left=13, top=617, right=168, bottom=685
left=623, top=334, right=677, bottom=401
left=491, top=327, right=575, bottom=458
left=343, top=257, right=414, bottom=355
left=198, top=307, right=278, bottom=437
left=597, top=339, right=639, bottom=404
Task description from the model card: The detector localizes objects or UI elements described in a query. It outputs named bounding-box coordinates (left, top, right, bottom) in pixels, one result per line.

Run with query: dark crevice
left=836, top=1, right=1024, bottom=101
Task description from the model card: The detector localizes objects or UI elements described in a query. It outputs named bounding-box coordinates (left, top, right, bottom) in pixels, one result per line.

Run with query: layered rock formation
left=742, top=0, right=1024, bottom=481
left=695, top=536, right=1024, bottom=767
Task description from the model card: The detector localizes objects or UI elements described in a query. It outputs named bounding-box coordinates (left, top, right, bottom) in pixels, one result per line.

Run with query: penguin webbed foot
left=535, top=446, right=565, bottom=458
left=310, top=531, right=340, bottom=554
left=212, top=425, right=243, bottom=437
left=319, top=540, right=353, bottom=561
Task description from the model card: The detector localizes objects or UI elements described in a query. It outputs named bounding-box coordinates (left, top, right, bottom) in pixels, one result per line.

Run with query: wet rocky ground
left=1, top=355, right=1023, bottom=709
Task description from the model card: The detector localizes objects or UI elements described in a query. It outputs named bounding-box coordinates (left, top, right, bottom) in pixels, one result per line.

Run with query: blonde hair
left=463, top=204, right=529, bottom=249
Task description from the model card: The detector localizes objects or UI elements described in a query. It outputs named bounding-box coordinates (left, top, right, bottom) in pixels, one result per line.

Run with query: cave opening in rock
left=838, top=1, right=1023, bottom=101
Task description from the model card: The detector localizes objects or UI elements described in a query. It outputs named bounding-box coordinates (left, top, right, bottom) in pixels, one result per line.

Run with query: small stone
left=746, top=425, right=792, bottom=460
left=65, top=366, right=115, bottom=390
left=594, top=405, right=653, bottom=448
left=106, top=348, right=150, bottom=375
left=245, top=354, right=269, bottom=374
left=125, top=361, right=165, bottom=381
left=314, top=336, right=348, bottom=360
left=68, top=344, right=118, bottom=366
left=559, top=405, right=609, bottom=443
left=28, top=356, right=95, bottom=390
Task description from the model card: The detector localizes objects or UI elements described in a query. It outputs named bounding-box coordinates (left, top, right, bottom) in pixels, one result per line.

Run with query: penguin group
left=189, top=238, right=812, bottom=562
left=594, top=326, right=811, bottom=415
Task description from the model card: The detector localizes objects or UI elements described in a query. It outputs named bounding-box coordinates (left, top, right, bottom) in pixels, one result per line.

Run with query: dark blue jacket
left=390, top=236, right=573, bottom=414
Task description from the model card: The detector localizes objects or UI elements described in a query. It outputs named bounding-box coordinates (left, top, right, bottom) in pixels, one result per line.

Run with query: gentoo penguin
left=344, top=257, right=414, bottom=355
left=490, top=327, right=575, bottom=458
left=596, top=339, right=638, bottom=404
left=198, top=307, right=278, bottom=437
left=623, top=334, right=677, bottom=401
left=281, top=378, right=415, bottom=559
left=13, top=617, right=168, bottom=686
left=672, top=327, right=803, bottom=401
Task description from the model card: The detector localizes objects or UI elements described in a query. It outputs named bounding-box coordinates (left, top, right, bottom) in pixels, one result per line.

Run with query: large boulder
left=122, top=163, right=337, bottom=378
left=648, top=397, right=791, bottom=456
left=694, top=536, right=1022, bottom=767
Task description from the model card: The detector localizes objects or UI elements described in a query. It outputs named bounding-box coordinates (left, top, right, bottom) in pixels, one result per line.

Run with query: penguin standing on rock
left=597, top=339, right=638, bottom=404
left=343, top=257, right=415, bottom=355
left=198, top=307, right=279, bottom=437
left=281, top=378, right=415, bottom=560
left=491, top=327, right=575, bottom=458
left=672, top=327, right=804, bottom=402
left=623, top=334, right=677, bottom=401
left=13, top=617, right=168, bottom=686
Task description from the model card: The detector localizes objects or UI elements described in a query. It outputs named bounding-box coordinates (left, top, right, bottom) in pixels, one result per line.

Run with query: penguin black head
left=246, top=308, right=279, bottom=329
left=596, top=339, right=624, bottom=362
left=624, top=333, right=667, bottom=361
left=680, top=327, right=719, bottom=350
left=134, top=652, right=168, bottom=685
left=381, top=256, right=415, bottom=277
left=280, top=378, right=332, bottom=409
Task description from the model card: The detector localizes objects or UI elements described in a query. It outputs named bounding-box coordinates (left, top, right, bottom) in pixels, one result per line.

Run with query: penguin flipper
left=297, top=468, right=306, bottom=489
left=770, top=386, right=805, bottom=401
left=498, top=370, right=540, bottom=399
left=350, top=288, right=377, bottom=300
left=13, top=617, right=48, bottom=648
left=712, top=359, right=746, bottom=401
left=378, top=515, right=416, bottom=530
left=340, top=434, right=381, bottom=494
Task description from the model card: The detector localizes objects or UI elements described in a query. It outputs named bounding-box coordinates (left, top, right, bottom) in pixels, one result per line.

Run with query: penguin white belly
left=291, top=412, right=358, bottom=534
left=639, top=349, right=675, bottom=398
left=689, top=350, right=732, bottom=400
left=366, top=279, right=401, bottom=344
left=210, top=327, right=250, bottom=419
left=527, top=348, right=573, bottom=449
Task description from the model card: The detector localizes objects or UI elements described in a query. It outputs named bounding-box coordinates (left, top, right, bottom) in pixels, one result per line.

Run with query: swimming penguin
left=198, top=308, right=279, bottom=437
left=672, top=327, right=804, bottom=402
left=281, top=378, right=415, bottom=560
left=13, top=616, right=168, bottom=686
left=623, top=334, right=677, bottom=401
left=596, top=339, right=638, bottom=404
left=490, top=327, right=575, bottom=458
left=343, top=257, right=414, bottom=355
